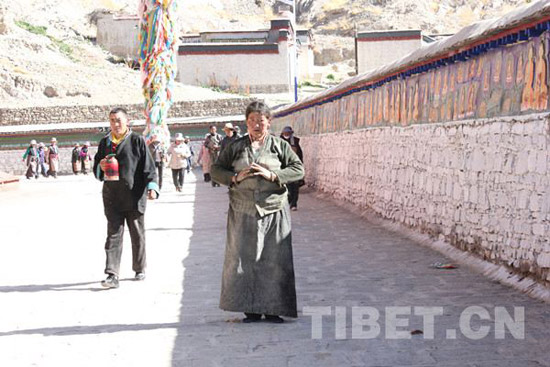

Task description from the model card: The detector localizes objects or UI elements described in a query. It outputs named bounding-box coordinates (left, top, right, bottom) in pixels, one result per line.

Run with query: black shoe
left=264, top=315, right=284, bottom=323
left=242, top=313, right=262, bottom=323
left=134, top=272, right=146, bottom=281
left=101, top=274, right=119, bottom=288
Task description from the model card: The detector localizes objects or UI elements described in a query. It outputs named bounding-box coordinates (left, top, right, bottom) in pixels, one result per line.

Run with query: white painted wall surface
left=203, top=31, right=268, bottom=42
left=96, top=17, right=140, bottom=59
left=357, top=39, right=422, bottom=74
left=298, top=47, right=314, bottom=80
left=294, top=114, right=550, bottom=282
left=177, top=43, right=291, bottom=93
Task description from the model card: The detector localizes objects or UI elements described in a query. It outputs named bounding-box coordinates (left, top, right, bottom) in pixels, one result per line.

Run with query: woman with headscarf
left=197, top=134, right=212, bottom=183
left=22, top=140, right=39, bottom=179
left=71, top=143, right=81, bottom=174
left=47, top=137, right=60, bottom=178
left=211, top=101, right=304, bottom=323
left=80, top=142, right=92, bottom=174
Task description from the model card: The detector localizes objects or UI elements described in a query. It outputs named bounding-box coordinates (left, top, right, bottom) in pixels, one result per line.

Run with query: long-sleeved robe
left=211, top=134, right=304, bottom=317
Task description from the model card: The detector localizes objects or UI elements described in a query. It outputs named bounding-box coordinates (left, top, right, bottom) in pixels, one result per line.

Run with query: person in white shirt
left=167, top=133, right=191, bottom=192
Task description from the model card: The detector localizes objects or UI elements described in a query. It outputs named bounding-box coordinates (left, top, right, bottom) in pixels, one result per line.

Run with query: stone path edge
left=310, top=188, right=550, bottom=304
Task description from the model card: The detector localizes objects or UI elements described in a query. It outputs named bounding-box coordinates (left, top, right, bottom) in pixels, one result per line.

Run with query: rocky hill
left=0, top=0, right=533, bottom=108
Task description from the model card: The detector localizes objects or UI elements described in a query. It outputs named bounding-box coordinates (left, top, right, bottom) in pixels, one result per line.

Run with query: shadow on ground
left=169, top=180, right=550, bottom=367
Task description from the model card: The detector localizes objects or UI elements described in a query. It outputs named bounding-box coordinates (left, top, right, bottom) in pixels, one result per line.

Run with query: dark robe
left=211, top=134, right=304, bottom=317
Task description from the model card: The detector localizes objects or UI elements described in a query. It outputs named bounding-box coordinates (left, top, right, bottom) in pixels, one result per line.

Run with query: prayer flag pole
left=138, top=0, right=178, bottom=148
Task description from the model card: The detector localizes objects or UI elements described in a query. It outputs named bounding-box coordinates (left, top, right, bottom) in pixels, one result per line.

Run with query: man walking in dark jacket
left=93, top=107, right=159, bottom=289
left=280, top=126, right=304, bottom=211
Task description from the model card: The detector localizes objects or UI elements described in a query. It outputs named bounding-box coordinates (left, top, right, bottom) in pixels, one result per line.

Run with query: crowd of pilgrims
left=22, top=138, right=92, bottom=179
left=20, top=126, right=230, bottom=188
left=21, top=123, right=303, bottom=212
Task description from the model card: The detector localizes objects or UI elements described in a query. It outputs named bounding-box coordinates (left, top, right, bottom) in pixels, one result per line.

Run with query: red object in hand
left=104, top=154, right=119, bottom=181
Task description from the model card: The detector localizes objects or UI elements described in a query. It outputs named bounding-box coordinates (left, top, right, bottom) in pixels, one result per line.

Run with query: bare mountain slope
left=0, top=0, right=533, bottom=108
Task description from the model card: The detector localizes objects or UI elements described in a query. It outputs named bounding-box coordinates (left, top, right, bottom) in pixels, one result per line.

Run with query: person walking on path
left=93, top=107, right=159, bottom=289
left=80, top=142, right=92, bottom=175
left=37, top=143, right=48, bottom=178
left=220, top=122, right=239, bottom=153
left=211, top=101, right=305, bottom=323
left=148, top=135, right=165, bottom=190
left=22, top=140, right=39, bottom=179
left=197, top=138, right=211, bottom=183
left=204, top=125, right=223, bottom=187
left=47, top=137, right=60, bottom=178
left=71, top=143, right=81, bottom=175
left=184, top=136, right=193, bottom=173
left=280, top=126, right=304, bottom=211
left=167, top=133, right=191, bottom=192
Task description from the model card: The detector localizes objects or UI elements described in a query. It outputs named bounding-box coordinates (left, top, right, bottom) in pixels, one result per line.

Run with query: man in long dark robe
left=211, top=101, right=304, bottom=323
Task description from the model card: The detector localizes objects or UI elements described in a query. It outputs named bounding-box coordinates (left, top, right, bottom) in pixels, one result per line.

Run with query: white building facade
left=95, top=15, right=313, bottom=95
left=96, top=14, right=139, bottom=60
left=356, top=30, right=422, bottom=74
left=177, top=19, right=303, bottom=95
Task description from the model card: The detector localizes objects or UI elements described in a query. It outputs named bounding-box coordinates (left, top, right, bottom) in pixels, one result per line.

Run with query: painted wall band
left=276, top=15, right=550, bottom=119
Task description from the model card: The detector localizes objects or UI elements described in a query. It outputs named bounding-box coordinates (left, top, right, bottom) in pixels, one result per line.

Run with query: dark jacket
left=93, top=131, right=158, bottom=213
left=71, top=147, right=81, bottom=163
left=220, top=134, right=239, bottom=153
left=280, top=135, right=303, bottom=162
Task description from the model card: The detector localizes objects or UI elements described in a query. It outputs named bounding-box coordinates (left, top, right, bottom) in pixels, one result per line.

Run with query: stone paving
left=0, top=172, right=549, bottom=367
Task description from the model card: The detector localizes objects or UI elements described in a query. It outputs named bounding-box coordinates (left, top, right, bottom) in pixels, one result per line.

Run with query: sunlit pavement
left=0, top=171, right=549, bottom=367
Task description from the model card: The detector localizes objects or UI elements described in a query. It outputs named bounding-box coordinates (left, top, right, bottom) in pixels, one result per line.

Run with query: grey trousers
left=171, top=168, right=184, bottom=189
left=104, top=209, right=146, bottom=277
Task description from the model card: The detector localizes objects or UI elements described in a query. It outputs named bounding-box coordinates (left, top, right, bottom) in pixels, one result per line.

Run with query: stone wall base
left=1, top=147, right=98, bottom=176
left=0, top=98, right=254, bottom=126
left=300, top=113, right=550, bottom=287
left=0, top=171, right=19, bottom=192
left=313, top=189, right=550, bottom=303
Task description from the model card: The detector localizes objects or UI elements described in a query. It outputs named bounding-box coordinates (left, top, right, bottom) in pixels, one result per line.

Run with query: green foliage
left=49, top=37, right=73, bottom=59
left=326, top=73, right=335, bottom=81
left=300, top=80, right=324, bottom=88
left=15, top=20, right=47, bottom=36
left=15, top=19, right=74, bottom=60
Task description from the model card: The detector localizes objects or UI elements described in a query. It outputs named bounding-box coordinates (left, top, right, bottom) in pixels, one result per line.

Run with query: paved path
left=0, top=172, right=548, bottom=367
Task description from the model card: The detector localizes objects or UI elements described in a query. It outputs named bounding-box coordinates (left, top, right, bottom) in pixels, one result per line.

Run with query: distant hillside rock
left=0, top=4, right=12, bottom=35
left=314, top=46, right=354, bottom=66
left=298, top=0, right=530, bottom=36
left=0, top=0, right=535, bottom=107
